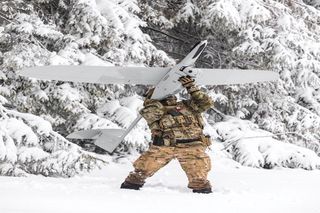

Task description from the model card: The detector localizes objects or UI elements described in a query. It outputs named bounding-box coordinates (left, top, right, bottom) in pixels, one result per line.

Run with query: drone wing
left=19, top=65, right=279, bottom=86
left=19, top=65, right=170, bottom=85
left=194, top=68, right=279, bottom=85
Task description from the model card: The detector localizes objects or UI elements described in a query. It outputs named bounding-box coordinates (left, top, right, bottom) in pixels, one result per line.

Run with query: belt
left=153, top=135, right=210, bottom=146
left=152, top=137, right=200, bottom=146
left=175, top=138, right=201, bottom=144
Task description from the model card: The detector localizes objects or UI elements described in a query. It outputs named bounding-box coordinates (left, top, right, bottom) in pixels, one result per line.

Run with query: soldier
left=120, top=75, right=213, bottom=193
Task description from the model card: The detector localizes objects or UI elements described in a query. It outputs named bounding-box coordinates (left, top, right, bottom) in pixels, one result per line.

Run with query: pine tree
left=1, top=0, right=320, bottom=174
left=0, top=0, right=172, bottom=176
left=138, top=0, right=320, bottom=155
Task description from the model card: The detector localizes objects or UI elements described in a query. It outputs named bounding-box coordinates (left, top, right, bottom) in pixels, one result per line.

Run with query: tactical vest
left=157, top=101, right=205, bottom=145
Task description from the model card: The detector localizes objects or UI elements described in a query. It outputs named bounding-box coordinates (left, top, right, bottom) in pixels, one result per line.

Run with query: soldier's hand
left=178, top=75, right=195, bottom=88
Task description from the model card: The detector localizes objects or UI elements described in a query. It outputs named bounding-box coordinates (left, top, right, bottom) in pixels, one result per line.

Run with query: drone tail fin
left=67, top=129, right=126, bottom=153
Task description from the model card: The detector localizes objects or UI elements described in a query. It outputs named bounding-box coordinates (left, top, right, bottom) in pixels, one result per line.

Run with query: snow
left=175, top=0, right=200, bottom=22
left=238, top=0, right=271, bottom=23
left=82, top=52, right=114, bottom=66
left=119, top=94, right=143, bottom=113
left=206, top=0, right=241, bottom=29
left=75, top=113, right=119, bottom=130
left=16, top=22, right=33, bottom=34
left=3, top=118, right=39, bottom=147
left=1, top=0, right=320, bottom=211
left=97, top=95, right=143, bottom=128
left=113, top=107, right=137, bottom=128
left=18, top=147, right=50, bottom=163
left=53, top=83, right=82, bottom=103
left=0, top=104, right=101, bottom=177
left=0, top=148, right=319, bottom=213
left=97, top=99, right=121, bottom=116
left=0, top=130, right=17, bottom=163
left=0, top=95, right=8, bottom=104
left=233, top=139, right=320, bottom=169
left=9, top=111, right=53, bottom=136
left=0, top=86, right=11, bottom=96
left=214, top=118, right=320, bottom=169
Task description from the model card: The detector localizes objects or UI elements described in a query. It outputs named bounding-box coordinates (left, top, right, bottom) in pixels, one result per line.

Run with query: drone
left=19, top=41, right=279, bottom=153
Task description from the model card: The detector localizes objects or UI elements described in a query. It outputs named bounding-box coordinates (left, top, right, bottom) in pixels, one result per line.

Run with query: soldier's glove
left=178, top=75, right=199, bottom=94
left=179, top=75, right=195, bottom=89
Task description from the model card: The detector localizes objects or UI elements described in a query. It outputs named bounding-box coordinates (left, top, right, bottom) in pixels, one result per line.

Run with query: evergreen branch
left=0, top=12, right=14, bottom=24
left=30, top=36, right=46, bottom=49
left=89, top=51, right=114, bottom=64
left=210, top=107, right=229, bottom=120
left=0, top=12, right=47, bottom=50
left=221, top=132, right=313, bottom=151
left=142, top=26, right=191, bottom=44
left=172, top=28, right=202, bottom=40
left=210, top=106, right=316, bottom=152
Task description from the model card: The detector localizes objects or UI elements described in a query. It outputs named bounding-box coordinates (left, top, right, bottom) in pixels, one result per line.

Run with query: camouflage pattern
left=125, top=144, right=211, bottom=190
left=140, top=86, right=213, bottom=144
left=125, top=85, right=213, bottom=190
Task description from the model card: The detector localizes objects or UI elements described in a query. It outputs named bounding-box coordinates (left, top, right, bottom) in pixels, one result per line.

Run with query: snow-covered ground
left=1, top=150, right=320, bottom=213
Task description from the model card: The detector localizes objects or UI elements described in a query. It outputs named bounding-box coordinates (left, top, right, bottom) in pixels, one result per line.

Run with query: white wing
left=194, top=68, right=279, bottom=85
left=19, top=65, right=170, bottom=85
left=19, top=66, right=279, bottom=86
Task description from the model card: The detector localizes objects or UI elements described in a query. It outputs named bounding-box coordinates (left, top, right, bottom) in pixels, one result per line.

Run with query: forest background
left=1, top=0, right=320, bottom=176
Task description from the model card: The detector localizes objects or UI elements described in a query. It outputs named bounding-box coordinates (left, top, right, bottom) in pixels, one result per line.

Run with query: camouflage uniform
left=122, top=77, right=213, bottom=192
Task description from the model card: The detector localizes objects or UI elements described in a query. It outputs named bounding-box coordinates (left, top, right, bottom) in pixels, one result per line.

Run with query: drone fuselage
left=151, top=41, right=207, bottom=100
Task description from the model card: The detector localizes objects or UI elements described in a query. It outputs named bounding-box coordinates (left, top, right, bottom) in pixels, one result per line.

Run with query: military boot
left=192, top=188, right=212, bottom=194
left=120, top=181, right=143, bottom=190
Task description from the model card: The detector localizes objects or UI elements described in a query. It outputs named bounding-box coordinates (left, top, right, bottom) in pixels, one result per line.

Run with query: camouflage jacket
left=140, top=87, right=213, bottom=146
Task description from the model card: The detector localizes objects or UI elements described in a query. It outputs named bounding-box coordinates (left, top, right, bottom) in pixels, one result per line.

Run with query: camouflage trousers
left=125, top=144, right=212, bottom=190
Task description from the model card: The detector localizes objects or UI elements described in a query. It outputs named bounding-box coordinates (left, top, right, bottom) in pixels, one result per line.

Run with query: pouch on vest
left=201, top=135, right=212, bottom=146
left=159, top=115, right=177, bottom=129
left=152, top=135, right=164, bottom=146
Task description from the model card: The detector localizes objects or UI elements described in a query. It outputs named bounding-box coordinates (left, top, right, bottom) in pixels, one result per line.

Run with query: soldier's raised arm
left=139, top=98, right=164, bottom=124
left=179, top=75, right=213, bottom=113
left=139, top=88, right=165, bottom=136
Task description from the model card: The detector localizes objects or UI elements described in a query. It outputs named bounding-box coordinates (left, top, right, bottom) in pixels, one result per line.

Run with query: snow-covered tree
left=0, top=94, right=105, bottom=177
left=2, top=0, right=320, bottom=176
left=139, top=0, right=320, bottom=155
left=213, top=117, right=320, bottom=169
left=0, top=0, right=172, bottom=176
